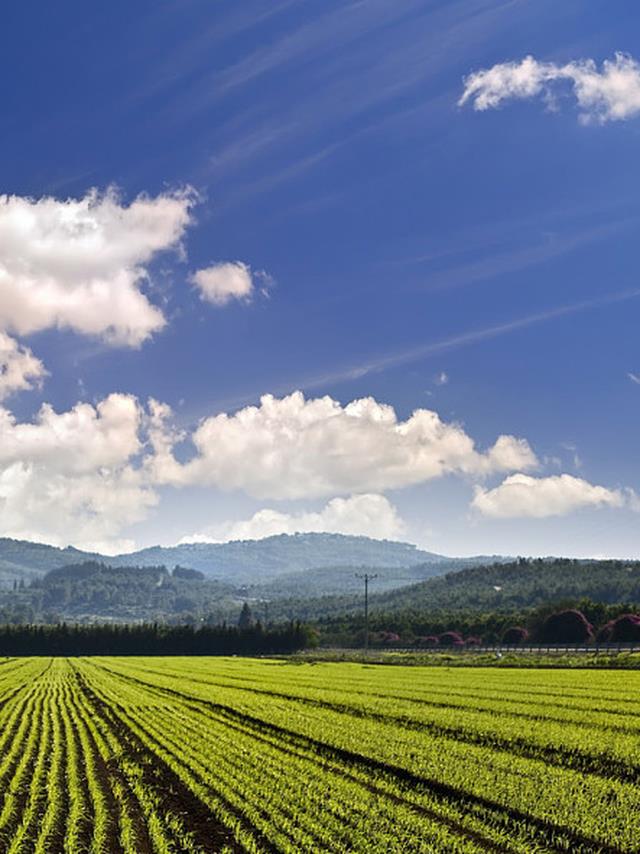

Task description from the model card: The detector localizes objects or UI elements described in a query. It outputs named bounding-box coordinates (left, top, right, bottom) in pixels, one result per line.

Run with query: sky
left=1, top=0, right=640, bottom=558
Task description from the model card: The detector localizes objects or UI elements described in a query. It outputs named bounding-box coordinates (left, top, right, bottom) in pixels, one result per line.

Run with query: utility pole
left=355, top=573, right=377, bottom=653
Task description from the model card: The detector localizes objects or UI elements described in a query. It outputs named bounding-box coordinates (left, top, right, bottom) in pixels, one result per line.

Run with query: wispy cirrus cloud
left=412, top=220, right=634, bottom=294
left=460, top=52, right=640, bottom=123
left=186, top=286, right=640, bottom=419
left=187, top=0, right=526, bottom=201
left=306, top=287, right=640, bottom=390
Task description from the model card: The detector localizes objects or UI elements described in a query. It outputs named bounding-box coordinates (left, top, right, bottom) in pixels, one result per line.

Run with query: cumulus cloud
left=153, top=391, right=537, bottom=499
left=0, top=394, right=157, bottom=552
left=0, top=333, right=46, bottom=400
left=471, top=473, right=630, bottom=518
left=190, top=261, right=258, bottom=306
left=459, top=53, right=640, bottom=123
left=179, top=493, right=406, bottom=544
left=0, top=186, right=195, bottom=347
left=0, top=389, right=539, bottom=551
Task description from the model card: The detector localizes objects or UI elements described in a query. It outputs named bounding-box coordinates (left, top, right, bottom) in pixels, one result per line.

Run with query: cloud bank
left=0, top=390, right=537, bottom=551
left=460, top=53, right=640, bottom=123
left=472, top=473, right=630, bottom=518
left=152, top=391, right=538, bottom=499
left=0, top=394, right=156, bottom=553
left=180, top=493, right=406, bottom=544
left=1, top=389, right=637, bottom=550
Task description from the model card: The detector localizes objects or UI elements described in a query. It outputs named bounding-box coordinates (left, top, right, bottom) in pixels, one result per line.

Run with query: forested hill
left=0, top=540, right=102, bottom=585
left=104, top=533, right=446, bottom=581
left=2, top=555, right=640, bottom=627
left=367, top=558, right=640, bottom=614
left=0, top=533, right=503, bottom=586
left=246, top=555, right=502, bottom=598
left=247, top=558, right=640, bottom=626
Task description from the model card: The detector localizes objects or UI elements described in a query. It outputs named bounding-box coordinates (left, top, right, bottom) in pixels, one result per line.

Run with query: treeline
left=318, top=598, right=640, bottom=647
left=0, top=621, right=313, bottom=657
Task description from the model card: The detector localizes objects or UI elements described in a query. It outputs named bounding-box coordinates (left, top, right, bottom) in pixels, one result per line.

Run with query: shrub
left=439, top=631, right=464, bottom=647
left=414, top=635, right=439, bottom=647
left=539, top=609, right=593, bottom=644
left=502, top=626, right=529, bottom=645
left=609, top=614, right=640, bottom=643
left=596, top=621, right=614, bottom=642
left=465, top=636, right=482, bottom=646
left=379, top=631, right=401, bottom=645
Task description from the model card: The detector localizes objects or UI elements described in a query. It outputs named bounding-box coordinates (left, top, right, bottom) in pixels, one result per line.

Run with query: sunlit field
left=0, top=657, right=638, bottom=853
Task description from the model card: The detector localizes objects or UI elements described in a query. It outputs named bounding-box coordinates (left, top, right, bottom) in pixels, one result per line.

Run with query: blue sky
left=1, top=0, right=640, bottom=557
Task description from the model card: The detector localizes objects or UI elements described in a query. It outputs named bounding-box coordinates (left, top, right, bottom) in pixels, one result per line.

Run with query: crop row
left=0, top=656, right=638, bottom=852
left=100, top=657, right=640, bottom=783
left=0, top=659, right=241, bottom=852
left=80, top=657, right=640, bottom=852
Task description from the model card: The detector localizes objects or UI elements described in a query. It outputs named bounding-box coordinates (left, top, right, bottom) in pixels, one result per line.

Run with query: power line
left=355, top=573, right=378, bottom=653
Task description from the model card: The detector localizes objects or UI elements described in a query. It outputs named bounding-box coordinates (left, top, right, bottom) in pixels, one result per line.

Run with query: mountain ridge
left=0, top=532, right=505, bottom=587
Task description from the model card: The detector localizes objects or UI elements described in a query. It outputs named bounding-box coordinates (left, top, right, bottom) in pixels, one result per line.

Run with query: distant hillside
left=247, top=558, right=640, bottom=625
left=0, top=533, right=480, bottom=587
left=367, top=558, right=640, bottom=614
left=0, top=540, right=102, bottom=586
left=3, top=552, right=637, bottom=628
left=246, top=556, right=503, bottom=599
left=103, top=534, right=448, bottom=582
left=26, top=563, right=239, bottom=624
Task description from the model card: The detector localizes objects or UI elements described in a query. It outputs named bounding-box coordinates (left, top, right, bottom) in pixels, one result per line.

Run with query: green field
left=0, top=658, right=638, bottom=853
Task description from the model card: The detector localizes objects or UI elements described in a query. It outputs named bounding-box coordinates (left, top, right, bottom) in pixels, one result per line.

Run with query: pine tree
left=238, top=602, right=254, bottom=629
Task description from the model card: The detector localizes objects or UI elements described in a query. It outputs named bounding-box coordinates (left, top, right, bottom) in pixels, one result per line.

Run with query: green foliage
left=0, top=657, right=639, bottom=850
left=316, top=598, right=640, bottom=647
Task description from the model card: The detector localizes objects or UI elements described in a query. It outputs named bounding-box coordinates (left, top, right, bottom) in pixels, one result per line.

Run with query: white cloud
left=0, top=394, right=157, bottom=552
left=471, top=473, right=629, bottom=519
left=0, top=389, right=539, bottom=551
left=179, top=493, right=406, bottom=544
left=190, top=261, right=256, bottom=306
left=154, top=391, right=537, bottom=499
left=628, top=372, right=640, bottom=385
left=0, top=186, right=195, bottom=347
left=0, top=333, right=46, bottom=400
left=434, top=371, right=449, bottom=386
left=459, top=53, right=640, bottom=123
